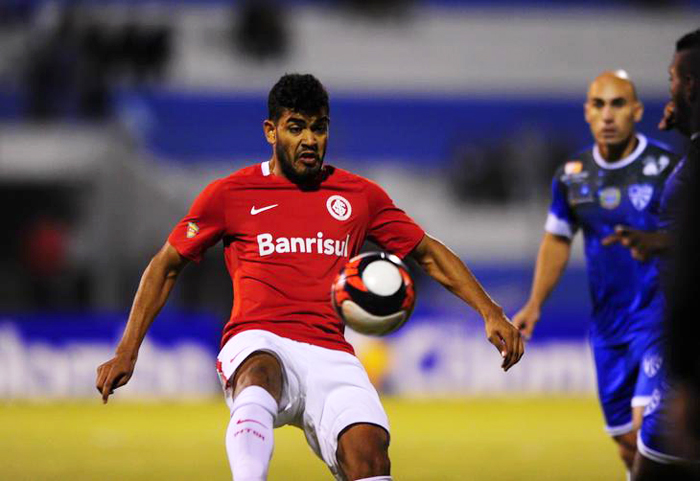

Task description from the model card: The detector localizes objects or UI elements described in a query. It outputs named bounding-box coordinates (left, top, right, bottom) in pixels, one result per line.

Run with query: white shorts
left=216, top=329, right=390, bottom=477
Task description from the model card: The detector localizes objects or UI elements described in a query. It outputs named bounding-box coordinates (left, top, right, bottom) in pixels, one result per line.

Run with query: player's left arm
left=410, top=233, right=524, bottom=371
left=601, top=225, right=671, bottom=262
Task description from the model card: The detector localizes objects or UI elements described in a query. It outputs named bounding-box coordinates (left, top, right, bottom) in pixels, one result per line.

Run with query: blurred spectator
left=340, top=0, right=413, bottom=20
left=0, top=1, right=34, bottom=28
left=22, top=3, right=173, bottom=121
left=234, top=0, right=289, bottom=62
left=448, top=143, right=512, bottom=204
left=24, top=6, right=80, bottom=120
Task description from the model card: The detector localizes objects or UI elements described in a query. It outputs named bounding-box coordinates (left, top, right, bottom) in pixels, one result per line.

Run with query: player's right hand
left=658, top=101, right=676, bottom=131
left=96, top=352, right=137, bottom=404
left=512, top=302, right=540, bottom=341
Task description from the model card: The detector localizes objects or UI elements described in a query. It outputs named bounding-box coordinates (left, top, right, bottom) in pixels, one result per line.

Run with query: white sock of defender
left=355, top=477, right=393, bottom=481
left=226, top=386, right=277, bottom=481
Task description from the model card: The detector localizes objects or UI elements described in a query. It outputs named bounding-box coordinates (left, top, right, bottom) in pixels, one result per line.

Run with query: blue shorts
left=637, top=369, right=694, bottom=464
left=592, top=335, right=662, bottom=435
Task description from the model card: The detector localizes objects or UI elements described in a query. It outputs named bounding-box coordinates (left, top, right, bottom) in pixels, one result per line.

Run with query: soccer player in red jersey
left=96, top=73, right=524, bottom=481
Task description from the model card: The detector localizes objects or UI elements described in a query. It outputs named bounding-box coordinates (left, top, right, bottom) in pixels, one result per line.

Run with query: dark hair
left=268, top=73, right=329, bottom=122
left=676, top=29, right=700, bottom=52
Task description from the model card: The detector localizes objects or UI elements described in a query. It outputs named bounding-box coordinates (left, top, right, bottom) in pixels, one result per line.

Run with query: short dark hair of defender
left=676, top=29, right=700, bottom=52
left=268, top=73, right=329, bottom=122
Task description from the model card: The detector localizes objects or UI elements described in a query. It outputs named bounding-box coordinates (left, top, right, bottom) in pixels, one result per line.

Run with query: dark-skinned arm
left=410, top=234, right=524, bottom=371
left=602, top=225, right=671, bottom=262
left=95, top=242, right=189, bottom=403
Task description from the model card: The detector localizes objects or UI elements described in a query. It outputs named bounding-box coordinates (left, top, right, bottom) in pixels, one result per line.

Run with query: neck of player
left=598, top=134, right=638, bottom=162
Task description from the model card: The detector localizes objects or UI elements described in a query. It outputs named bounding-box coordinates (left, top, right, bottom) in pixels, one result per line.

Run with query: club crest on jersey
left=186, top=222, right=200, bottom=238
left=598, top=187, right=621, bottom=210
left=628, top=184, right=654, bottom=211
left=326, top=195, right=352, bottom=221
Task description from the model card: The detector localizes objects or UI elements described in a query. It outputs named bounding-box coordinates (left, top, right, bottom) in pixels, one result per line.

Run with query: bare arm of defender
left=410, top=234, right=524, bottom=371
left=95, top=242, right=189, bottom=403
left=600, top=102, right=676, bottom=262
left=512, top=232, right=572, bottom=340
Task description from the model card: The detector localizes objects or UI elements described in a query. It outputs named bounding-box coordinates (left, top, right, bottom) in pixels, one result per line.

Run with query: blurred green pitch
left=1, top=397, right=619, bottom=480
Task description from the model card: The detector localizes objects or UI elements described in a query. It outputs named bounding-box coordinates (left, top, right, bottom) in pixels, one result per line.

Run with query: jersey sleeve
left=365, top=180, right=425, bottom=258
left=168, top=179, right=227, bottom=262
left=545, top=173, right=578, bottom=238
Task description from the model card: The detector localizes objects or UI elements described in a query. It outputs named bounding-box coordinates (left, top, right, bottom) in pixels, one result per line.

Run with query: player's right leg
left=593, top=342, right=643, bottom=471
left=224, top=351, right=282, bottom=481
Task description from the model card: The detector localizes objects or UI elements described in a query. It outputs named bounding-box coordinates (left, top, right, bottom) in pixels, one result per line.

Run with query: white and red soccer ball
left=331, top=252, right=416, bottom=336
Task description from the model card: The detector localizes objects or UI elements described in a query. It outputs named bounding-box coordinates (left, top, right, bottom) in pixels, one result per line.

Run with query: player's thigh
left=303, top=347, right=390, bottom=476
left=337, top=422, right=390, bottom=477
left=217, top=331, right=308, bottom=427
left=232, top=350, right=284, bottom=401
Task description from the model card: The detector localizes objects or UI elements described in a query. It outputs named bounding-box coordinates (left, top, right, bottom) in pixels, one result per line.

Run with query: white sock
left=355, top=477, right=393, bottom=481
left=226, top=386, right=277, bottom=481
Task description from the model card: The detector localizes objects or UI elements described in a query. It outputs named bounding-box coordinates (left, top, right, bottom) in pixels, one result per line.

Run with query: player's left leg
left=300, top=344, right=392, bottom=481
left=615, top=337, right=665, bottom=471
left=336, top=423, right=391, bottom=480
left=612, top=406, right=644, bottom=469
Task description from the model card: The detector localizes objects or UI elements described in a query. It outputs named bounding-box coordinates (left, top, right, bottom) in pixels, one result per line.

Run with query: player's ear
left=633, top=100, right=644, bottom=122
left=583, top=102, right=592, bottom=124
left=263, top=120, right=277, bottom=145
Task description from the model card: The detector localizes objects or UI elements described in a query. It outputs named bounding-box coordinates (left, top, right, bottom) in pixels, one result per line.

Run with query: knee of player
left=340, top=450, right=391, bottom=480
left=614, top=434, right=638, bottom=468
left=337, top=426, right=390, bottom=478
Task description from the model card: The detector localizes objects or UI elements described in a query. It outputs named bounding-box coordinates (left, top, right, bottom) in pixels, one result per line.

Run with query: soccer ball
left=331, top=251, right=416, bottom=336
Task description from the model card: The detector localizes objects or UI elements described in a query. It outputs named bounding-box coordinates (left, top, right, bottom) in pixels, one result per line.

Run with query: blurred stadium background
left=1, top=0, right=698, bottom=479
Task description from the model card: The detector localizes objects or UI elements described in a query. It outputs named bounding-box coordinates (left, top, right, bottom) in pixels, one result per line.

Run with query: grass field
left=0, top=396, right=622, bottom=480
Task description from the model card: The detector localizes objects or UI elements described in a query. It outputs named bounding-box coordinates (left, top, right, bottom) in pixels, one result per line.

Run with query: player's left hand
left=483, top=310, right=525, bottom=372
left=601, top=225, right=669, bottom=262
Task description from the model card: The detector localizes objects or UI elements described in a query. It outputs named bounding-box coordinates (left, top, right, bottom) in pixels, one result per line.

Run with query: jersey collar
left=592, top=133, right=647, bottom=170
left=261, top=160, right=271, bottom=176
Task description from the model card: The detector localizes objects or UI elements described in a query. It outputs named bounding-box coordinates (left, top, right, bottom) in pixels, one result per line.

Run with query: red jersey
left=168, top=161, right=425, bottom=354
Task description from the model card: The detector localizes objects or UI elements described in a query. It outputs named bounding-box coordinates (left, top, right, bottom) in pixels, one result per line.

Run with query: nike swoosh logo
left=250, top=204, right=278, bottom=215
left=237, top=418, right=266, bottom=427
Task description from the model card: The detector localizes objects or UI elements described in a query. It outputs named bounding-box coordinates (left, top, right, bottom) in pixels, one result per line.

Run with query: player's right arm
left=512, top=232, right=572, bottom=339
left=514, top=168, right=577, bottom=339
left=96, top=242, right=189, bottom=403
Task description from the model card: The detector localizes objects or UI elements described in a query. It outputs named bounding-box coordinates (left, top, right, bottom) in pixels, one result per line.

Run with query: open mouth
left=298, top=152, right=318, bottom=165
